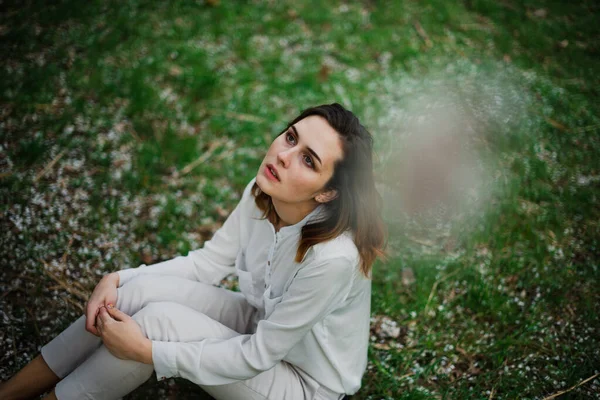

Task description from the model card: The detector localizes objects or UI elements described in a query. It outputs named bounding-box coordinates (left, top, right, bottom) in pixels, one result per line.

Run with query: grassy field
left=1, top=0, right=599, bottom=399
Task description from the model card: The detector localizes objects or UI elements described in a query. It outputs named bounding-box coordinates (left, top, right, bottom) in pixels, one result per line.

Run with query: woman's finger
left=106, top=305, right=128, bottom=321
left=98, top=306, right=114, bottom=324
left=95, top=314, right=103, bottom=334
left=85, top=304, right=100, bottom=335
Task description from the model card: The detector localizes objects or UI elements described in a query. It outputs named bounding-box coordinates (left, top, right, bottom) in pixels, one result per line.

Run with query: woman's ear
left=315, top=189, right=338, bottom=203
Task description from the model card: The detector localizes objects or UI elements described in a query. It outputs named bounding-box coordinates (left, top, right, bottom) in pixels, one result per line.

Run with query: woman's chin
left=255, top=174, right=272, bottom=194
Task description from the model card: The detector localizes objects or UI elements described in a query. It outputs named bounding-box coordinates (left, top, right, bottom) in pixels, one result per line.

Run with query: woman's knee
left=132, top=302, right=237, bottom=342
left=131, top=302, right=180, bottom=340
left=132, top=301, right=172, bottom=320
left=117, top=275, right=164, bottom=312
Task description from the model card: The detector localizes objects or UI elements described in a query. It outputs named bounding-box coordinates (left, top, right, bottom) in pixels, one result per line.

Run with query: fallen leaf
left=372, top=342, right=391, bottom=350
left=318, top=64, right=331, bottom=82
left=169, top=65, right=183, bottom=77
left=545, top=117, right=568, bottom=131
left=505, top=274, right=518, bottom=285
left=215, top=206, right=230, bottom=219
left=114, top=121, right=128, bottom=134
left=414, top=21, right=433, bottom=48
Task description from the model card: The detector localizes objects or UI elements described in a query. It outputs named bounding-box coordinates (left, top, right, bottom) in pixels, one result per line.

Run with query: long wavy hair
left=252, top=103, right=386, bottom=278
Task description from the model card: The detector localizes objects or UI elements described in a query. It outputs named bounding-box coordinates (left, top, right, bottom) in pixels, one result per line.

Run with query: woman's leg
left=201, top=361, right=321, bottom=400
left=40, top=315, right=104, bottom=380
left=0, top=312, right=102, bottom=400
left=0, top=355, right=59, bottom=400
left=53, top=301, right=242, bottom=399
left=2, top=275, right=255, bottom=399
left=115, top=275, right=257, bottom=334
left=40, top=275, right=255, bottom=382
left=56, top=301, right=322, bottom=400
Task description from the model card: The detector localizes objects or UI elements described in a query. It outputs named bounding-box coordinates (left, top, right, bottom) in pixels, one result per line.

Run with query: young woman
left=0, top=103, right=386, bottom=400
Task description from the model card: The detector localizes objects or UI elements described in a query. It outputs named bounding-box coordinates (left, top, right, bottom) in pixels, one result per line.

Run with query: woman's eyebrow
left=291, top=125, right=322, bottom=166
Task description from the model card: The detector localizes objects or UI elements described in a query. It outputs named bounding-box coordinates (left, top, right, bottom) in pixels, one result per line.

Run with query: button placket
left=265, top=232, right=276, bottom=289
left=265, top=260, right=271, bottom=287
left=265, top=228, right=282, bottom=293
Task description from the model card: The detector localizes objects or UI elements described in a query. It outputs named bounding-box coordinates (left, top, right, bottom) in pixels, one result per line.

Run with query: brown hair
left=252, top=103, right=387, bottom=278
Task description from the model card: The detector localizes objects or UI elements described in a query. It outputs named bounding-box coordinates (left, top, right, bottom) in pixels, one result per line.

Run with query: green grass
left=1, top=0, right=599, bottom=399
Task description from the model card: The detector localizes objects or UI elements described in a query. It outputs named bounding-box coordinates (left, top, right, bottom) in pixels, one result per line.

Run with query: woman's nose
left=277, top=149, right=292, bottom=167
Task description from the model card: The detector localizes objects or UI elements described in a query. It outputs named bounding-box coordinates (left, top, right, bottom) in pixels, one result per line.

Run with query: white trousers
left=40, top=275, right=343, bottom=400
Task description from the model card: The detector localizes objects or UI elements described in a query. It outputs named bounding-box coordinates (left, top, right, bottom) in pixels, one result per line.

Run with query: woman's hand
left=95, top=305, right=153, bottom=364
left=85, top=273, right=119, bottom=336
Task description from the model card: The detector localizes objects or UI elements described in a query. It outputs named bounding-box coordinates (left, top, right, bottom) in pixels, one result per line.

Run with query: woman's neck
left=271, top=198, right=318, bottom=232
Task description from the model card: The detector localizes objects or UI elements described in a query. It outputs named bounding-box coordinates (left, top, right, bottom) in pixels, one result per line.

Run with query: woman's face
left=256, top=115, right=344, bottom=206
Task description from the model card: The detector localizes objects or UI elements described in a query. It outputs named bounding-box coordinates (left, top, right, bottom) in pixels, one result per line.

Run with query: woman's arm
left=150, top=255, right=355, bottom=385
left=116, top=179, right=255, bottom=287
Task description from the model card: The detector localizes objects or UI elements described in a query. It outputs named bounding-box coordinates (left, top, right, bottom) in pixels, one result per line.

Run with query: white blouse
left=116, top=178, right=371, bottom=395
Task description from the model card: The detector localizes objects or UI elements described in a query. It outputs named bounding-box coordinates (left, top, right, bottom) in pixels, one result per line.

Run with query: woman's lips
left=265, top=164, right=279, bottom=182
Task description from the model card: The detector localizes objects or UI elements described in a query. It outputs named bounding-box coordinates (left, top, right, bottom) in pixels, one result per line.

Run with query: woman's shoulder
left=237, top=178, right=259, bottom=212
left=307, top=233, right=366, bottom=286
left=310, top=231, right=359, bottom=266
left=241, top=177, right=257, bottom=200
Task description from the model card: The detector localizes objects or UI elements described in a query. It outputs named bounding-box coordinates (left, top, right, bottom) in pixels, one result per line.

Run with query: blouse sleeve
left=116, top=179, right=255, bottom=287
left=150, top=255, right=355, bottom=385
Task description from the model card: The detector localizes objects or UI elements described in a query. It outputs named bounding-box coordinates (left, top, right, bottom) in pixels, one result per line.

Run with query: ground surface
left=1, top=1, right=599, bottom=399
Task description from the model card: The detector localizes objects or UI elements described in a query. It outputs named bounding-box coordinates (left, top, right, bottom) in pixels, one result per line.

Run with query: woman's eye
left=286, top=132, right=296, bottom=145
left=303, top=154, right=314, bottom=168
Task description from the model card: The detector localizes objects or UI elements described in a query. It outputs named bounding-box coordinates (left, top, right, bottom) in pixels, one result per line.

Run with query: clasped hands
left=94, top=304, right=153, bottom=365
left=85, top=272, right=153, bottom=365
